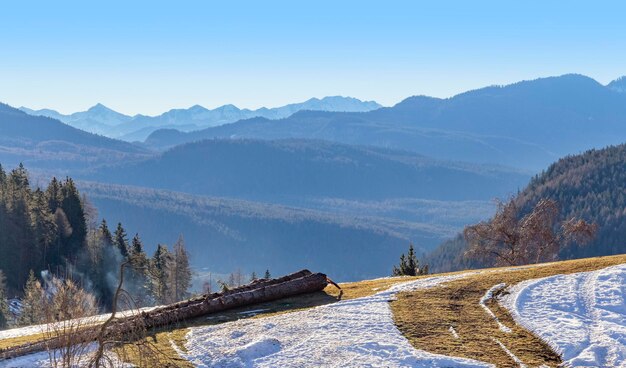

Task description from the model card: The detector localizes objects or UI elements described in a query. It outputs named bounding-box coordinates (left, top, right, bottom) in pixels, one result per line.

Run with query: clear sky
left=1, top=0, right=625, bottom=115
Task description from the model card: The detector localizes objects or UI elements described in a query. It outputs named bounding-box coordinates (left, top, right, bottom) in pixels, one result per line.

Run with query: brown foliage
left=464, top=198, right=596, bottom=266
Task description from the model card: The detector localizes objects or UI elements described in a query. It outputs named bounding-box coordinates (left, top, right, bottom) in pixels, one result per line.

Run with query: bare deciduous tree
left=89, top=261, right=167, bottom=368
left=41, top=277, right=98, bottom=368
left=464, top=198, right=597, bottom=266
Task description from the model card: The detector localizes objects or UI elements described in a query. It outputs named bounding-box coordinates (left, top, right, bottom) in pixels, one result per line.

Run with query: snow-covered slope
left=503, top=263, right=626, bottom=367
left=0, top=306, right=158, bottom=340
left=178, top=272, right=493, bottom=367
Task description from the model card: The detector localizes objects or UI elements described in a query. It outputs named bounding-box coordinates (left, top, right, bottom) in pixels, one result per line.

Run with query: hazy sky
left=1, top=1, right=625, bottom=115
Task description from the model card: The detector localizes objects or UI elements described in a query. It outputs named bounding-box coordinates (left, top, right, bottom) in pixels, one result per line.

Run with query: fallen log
left=0, top=269, right=329, bottom=361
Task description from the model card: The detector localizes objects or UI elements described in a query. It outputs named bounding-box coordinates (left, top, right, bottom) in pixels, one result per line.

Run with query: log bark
left=0, top=269, right=328, bottom=361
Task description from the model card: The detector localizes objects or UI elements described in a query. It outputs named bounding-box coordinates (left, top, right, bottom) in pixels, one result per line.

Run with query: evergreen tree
left=99, top=220, right=113, bottom=247
left=172, top=235, right=192, bottom=302
left=114, top=222, right=130, bottom=259
left=0, top=270, right=8, bottom=329
left=19, top=270, right=44, bottom=326
left=59, top=177, right=87, bottom=261
left=392, top=244, right=428, bottom=276
left=30, top=189, right=56, bottom=270
left=0, top=164, right=6, bottom=186
left=128, top=234, right=152, bottom=306
left=151, top=244, right=173, bottom=305
left=90, top=219, right=122, bottom=310
left=10, top=163, right=30, bottom=189
left=6, top=167, right=36, bottom=290
left=250, top=271, right=258, bottom=282
left=45, top=177, right=62, bottom=213
left=264, top=269, right=271, bottom=279
left=130, top=233, right=144, bottom=256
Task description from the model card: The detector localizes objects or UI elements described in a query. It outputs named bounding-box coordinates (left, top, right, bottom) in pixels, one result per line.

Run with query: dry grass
left=0, top=332, right=48, bottom=350
left=5, top=256, right=626, bottom=367
left=118, top=275, right=412, bottom=367
left=391, top=254, right=626, bottom=367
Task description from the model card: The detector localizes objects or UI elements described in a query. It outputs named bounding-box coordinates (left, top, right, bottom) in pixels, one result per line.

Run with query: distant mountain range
left=20, top=96, right=382, bottom=141
left=0, top=103, right=150, bottom=172
left=6, top=73, right=626, bottom=279
left=146, top=75, right=626, bottom=171
left=1, top=100, right=521, bottom=278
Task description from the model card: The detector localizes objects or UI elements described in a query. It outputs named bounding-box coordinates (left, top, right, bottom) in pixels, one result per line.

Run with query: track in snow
left=179, top=272, right=494, bottom=367
left=503, top=263, right=626, bottom=367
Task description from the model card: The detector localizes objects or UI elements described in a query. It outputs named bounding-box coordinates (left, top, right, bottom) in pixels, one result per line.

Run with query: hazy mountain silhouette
left=21, top=96, right=381, bottom=141
left=146, top=74, right=626, bottom=170
left=0, top=103, right=150, bottom=171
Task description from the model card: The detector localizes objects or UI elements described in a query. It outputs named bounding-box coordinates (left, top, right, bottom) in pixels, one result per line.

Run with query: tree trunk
left=0, top=269, right=328, bottom=361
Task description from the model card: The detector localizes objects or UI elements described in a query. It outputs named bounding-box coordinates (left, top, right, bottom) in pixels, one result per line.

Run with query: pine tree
left=264, top=269, right=271, bottom=279
left=99, top=219, right=113, bottom=247
left=151, top=244, right=173, bottom=305
left=392, top=244, right=428, bottom=276
left=0, top=270, right=8, bottom=329
left=128, top=234, right=152, bottom=306
left=114, top=222, right=130, bottom=259
left=6, top=167, right=37, bottom=290
left=19, top=270, right=44, bottom=326
left=10, top=163, right=30, bottom=189
left=91, top=218, right=120, bottom=310
left=45, top=177, right=62, bottom=213
left=250, top=271, right=258, bottom=282
left=59, top=177, right=87, bottom=261
left=30, top=189, right=56, bottom=270
left=0, top=164, right=6, bottom=186
left=172, top=235, right=192, bottom=302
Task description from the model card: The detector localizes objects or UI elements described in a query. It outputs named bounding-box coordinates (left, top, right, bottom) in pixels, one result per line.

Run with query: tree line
left=428, top=143, right=626, bottom=273
left=0, top=163, right=192, bottom=330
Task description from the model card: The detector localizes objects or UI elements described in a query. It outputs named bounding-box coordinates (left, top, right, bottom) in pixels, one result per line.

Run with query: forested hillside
left=80, top=181, right=450, bottom=281
left=0, top=164, right=87, bottom=293
left=428, top=143, right=626, bottom=272
left=92, top=138, right=528, bottom=203
left=147, top=75, right=626, bottom=170
left=0, top=163, right=192, bottom=327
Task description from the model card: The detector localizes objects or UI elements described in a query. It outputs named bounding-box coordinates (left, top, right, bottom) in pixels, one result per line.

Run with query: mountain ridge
left=89, top=138, right=529, bottom=204
left=20, top=96, right=382, bottom=141
left=0, top=102, right=150, bottom=171
left=145, top=74, right=626, bottom=170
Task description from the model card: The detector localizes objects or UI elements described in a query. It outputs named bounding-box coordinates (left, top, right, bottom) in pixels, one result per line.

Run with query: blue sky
left=1, top=1, right=625, bottom=115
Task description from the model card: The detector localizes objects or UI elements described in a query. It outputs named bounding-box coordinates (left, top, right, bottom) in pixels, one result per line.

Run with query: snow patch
left=449, top=326, right=460, bottom=339
left=480, top=283, right=511, bottom=333
left=492, top=338, right=526, bottom=367
left=0, top=306, right=159, bottom=340
left=502, top=263, right=626, bottom=367
left=180, top=272, right=494, bottom=367
left=0, top=343, right=129, bottom=367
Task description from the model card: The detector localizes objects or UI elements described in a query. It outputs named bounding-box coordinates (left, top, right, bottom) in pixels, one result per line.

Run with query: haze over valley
left=3, top=3, right=626, bottom=365
left=3, top=73, right=626, bottom=282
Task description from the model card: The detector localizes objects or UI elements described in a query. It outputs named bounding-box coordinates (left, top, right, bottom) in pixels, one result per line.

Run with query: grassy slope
left=3, top=255, right=626, bottom=367
left=392, top=254, right=626, bottom=367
